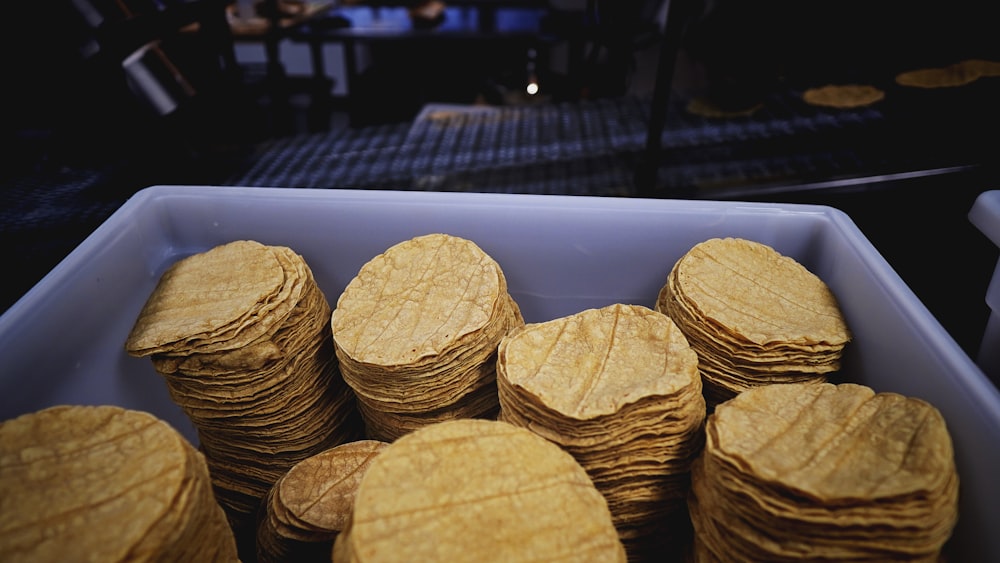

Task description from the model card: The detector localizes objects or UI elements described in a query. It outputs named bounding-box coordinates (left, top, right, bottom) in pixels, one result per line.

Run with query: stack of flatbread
left=896, top=58, right=1000, bottom=88
left=656, top=237, right=850, bottom=407
left=257, top=440, right=389, bottom=563
left=688, top=382, right=960, bottom=562
left=125, top=240, right=362, bottom=546
left=333, top=418, right=627, bottom=562
left=0, top=405, right=238, bottom=562
left=802, top=84, right=885, bottom=109
left=497, top=304, right=706, bottom=561
left=685, top=96, right=763, bottom=119
left=331, top=233, right=523, bottom=441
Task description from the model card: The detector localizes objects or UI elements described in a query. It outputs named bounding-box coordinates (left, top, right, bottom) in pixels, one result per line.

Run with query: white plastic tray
left=969, top=189, right=1000, bottom=383
left=2, top=186, right=998, bottom=560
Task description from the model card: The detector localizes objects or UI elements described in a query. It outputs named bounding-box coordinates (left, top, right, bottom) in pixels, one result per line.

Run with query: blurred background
left=2, top=0, right=999, bottom=361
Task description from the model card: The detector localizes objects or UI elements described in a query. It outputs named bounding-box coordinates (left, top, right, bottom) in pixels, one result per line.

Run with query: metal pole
left=634, top=0, right=695, bottom=198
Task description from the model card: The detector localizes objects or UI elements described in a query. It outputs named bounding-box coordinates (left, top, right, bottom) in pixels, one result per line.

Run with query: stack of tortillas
left=496, top=303, right=706, bottom=561
left=685, top=96, right=763, bottom=119
left=656, top=237, right=850, bottom=407
left=333, top=418, right=627, bottom=562
left=331, top=233, right=524, bottom=441
left=688, top=382, right=960, bottom=562
left=0, top=405, right=239, bottom=562
left=802, top=84, right=885, bottom=109
left=257, top=439, right=389, bottom=563
left=896, top=58, right=1000, bottom=88
left=124, top=240, right=363, bottom=547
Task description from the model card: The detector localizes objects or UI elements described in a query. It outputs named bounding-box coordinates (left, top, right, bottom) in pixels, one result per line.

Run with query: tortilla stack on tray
left=0, top=405, right=239, bottom=562
left=124, top=240, right=363, bottom=549
left=330, top=233, right=524, bottom=442
left=895, top=58, right=1000, bottom=88
left=496, top=303, right=706, bottom=562
left=655, top=237, right=851, bottom=408
left=688, top=382, right=960, bottom=562
left=802, top=84, right=885, bottom=108
left=257, top=439, right=389, bottom=563
left=685, top=96, right=763, bottom=119
left=333, top=418, right=628, bottom=563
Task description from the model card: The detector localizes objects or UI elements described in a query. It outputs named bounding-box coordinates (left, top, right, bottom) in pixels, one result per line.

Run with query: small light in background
left=525, top=47, right=539, bottom=96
